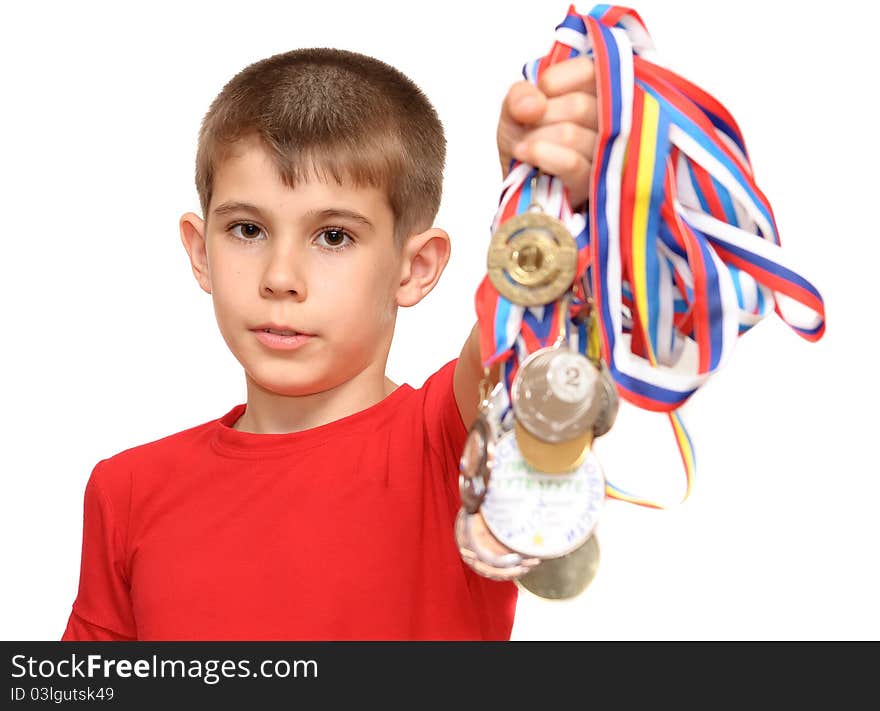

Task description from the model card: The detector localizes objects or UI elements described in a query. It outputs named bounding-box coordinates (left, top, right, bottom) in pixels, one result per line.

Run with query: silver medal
left=511, top=344, right=601, bottom=443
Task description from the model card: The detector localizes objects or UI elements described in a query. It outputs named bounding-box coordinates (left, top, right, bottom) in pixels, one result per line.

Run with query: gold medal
left=514, top=420, right=592, bottom=474
left=487, top=210, right=577, bottom=306
left=516, top=534, right=601, bottom=600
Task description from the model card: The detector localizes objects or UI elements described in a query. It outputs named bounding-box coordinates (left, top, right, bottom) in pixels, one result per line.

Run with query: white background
left=2, top=0, right=876, bottom=641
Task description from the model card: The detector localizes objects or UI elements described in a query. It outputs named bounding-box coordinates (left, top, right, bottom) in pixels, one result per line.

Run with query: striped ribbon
left=475, top=3, right=826, bottom=508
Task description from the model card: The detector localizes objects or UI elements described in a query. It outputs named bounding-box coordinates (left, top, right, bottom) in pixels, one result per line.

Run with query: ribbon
left=474, top=3, right=826, bottom=507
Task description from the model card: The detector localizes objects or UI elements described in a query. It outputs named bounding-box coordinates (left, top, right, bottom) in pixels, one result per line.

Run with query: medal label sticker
left=480, top=432, right=605, bottom=558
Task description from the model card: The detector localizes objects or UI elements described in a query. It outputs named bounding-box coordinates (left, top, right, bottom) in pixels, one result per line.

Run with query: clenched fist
left=496, top=56, right=598, bottom=210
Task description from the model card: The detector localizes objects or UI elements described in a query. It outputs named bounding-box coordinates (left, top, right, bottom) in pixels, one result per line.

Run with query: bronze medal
left=459, top=414, right=493, bottom=513
left=455, top=508, right=540, bottom=582
left=516, top=534, right=601, bottom=600
left=487, top=210, right=577, bottom=306
left=511, top=344, right=601, bottom=444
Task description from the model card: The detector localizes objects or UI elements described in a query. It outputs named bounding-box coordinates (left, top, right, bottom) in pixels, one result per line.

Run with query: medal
left=511, top=343, right=601, bottom=444
left=592, top=362, right=620, bottom=438
left=487, top=206, right=577, bottom=307
left=459, top=414, right=493, bottom=513
left=510, top=295, right=601, bottom=472
left=455, top=508, right=540, bottom=582
left=516, top=533, right=600, bottom=600
left=459, top=379, right=510, bottom=512
left=479, top=431, right=605, bottom=559
left=572, top=295, right=619, bottom=439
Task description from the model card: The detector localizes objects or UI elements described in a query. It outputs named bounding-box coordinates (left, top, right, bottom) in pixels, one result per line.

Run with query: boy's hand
left=496, top=56, right=598, bottom=210
left=456, top=57, right=599, bottom=430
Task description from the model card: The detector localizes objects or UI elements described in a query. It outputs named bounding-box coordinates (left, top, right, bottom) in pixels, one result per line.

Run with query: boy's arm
left=453, top=322, right=485, bottom=431
left=61, top=464, right=138, bottom=641
left=453, top=57, right=599, bottom=427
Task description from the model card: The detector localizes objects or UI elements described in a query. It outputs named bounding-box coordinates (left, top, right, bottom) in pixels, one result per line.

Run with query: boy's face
left=182, top=136, right=413, bottom=397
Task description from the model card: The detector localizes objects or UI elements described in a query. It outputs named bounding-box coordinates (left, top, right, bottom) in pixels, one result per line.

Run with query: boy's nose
left=260, top=246, right=307, bottom=300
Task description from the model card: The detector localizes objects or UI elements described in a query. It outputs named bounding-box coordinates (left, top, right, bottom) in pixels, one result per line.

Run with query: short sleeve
left=61, top=461, right=137, bottom=641
left=62, top=611, right=136, bottom=641
left=422, top=358, right=519, bottom=637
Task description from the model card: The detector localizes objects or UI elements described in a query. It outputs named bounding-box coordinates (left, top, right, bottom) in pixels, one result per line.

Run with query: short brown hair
left=195, top=47, right=446, bottom=245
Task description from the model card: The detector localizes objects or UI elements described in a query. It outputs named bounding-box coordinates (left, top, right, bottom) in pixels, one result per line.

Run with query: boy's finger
left=535, top=92, right=598, bottom=131
left=501, top=80, right=547, bottom=126
left=514, top=123, right=596, bottom=163
left=512, top=140, right=591, bottom=206
left=536, top=56, right=597, bottom=98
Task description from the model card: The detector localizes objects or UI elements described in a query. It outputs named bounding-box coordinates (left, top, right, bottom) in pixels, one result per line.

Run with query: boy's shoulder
left=87, top=408, right=230, bottom=491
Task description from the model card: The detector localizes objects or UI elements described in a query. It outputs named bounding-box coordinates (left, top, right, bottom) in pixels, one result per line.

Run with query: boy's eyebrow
left=304, top=207, right=374, bottom=229
left=212, top=201, right=374, bottom=229
left=212, top=200, right=265, bottom=218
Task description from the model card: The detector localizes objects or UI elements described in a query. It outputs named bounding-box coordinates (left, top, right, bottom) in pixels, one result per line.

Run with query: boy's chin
left=243, top=362, right=344, bottom=398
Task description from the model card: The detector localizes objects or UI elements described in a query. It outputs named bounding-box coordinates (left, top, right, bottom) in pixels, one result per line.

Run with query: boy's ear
left=396, top=227, right=451, bottom=307
left=179, top=212, right=212, bottom=294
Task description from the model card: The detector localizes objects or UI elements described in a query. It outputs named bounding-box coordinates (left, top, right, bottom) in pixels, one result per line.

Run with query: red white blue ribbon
left=475, top=4, right=826, bottom=507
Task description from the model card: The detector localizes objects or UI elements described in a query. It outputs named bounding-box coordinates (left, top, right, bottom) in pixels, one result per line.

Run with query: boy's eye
left=227, top=223, right=352, bottom=249
left=229, top=222, right=264, bottom=240
left=315, top=228, right=353, bottom=249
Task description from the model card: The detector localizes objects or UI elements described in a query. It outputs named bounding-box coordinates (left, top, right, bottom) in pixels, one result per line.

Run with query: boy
left=61, top=48, right=598, bottom=641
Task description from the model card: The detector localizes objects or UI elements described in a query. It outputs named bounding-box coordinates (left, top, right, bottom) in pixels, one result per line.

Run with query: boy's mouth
left=251, top=324, right=315, bottom=351
left=252, top=323, right=312, bottom=337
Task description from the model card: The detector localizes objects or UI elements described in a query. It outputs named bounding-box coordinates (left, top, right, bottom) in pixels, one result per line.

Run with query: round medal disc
left=487, top=211, right=577, bottom=307
left=479, top=431, right=605, bottom=559
left=459, top=415, right=493, bottom=513
left=511, top=346, right=601, bottom=443
left=516, top=534, right=600, bottom=600
left=455, top=508, right=540, bottom=582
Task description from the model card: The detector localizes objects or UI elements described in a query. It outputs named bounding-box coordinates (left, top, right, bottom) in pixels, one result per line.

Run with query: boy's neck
left=232, top=363, right=399, bottom=435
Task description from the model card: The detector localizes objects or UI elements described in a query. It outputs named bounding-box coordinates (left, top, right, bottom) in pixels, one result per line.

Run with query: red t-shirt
left=60, top=359, right=517, bottom=641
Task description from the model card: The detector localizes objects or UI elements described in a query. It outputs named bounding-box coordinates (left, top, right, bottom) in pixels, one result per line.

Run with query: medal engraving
left=480, top=432, right=605, bottom=559
left=487, top=211, right=577, bottom=306
left=547, top=351, right=594, bottom=404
